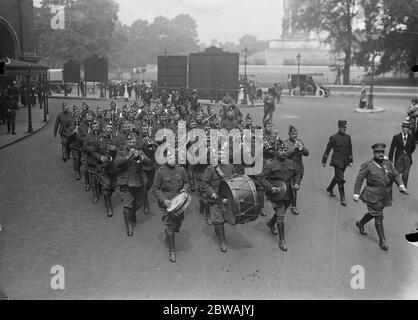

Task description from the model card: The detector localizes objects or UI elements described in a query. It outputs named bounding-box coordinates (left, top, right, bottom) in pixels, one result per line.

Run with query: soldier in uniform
left=97, top=121, right=123, bottom=217
left=114, top=133, right=151, bottom=236
left=353, top=143, right=407, bottom=251
left=202, top=162, right=236, bottom=252
left=263, top=120, right=278, bottom=161
left=152, top=151, right=191, bottom=262
left=67, top=112, right=85, bottom=180
left=322, top=120, right=353, bottom=206
left=54, top=102, right=73, bottom=161
left=82, top=119, right=102, bottom=204
left=388, top=120, right=416, bottom=188
left=284, top=125, right=309, bottom=215
left=256, top=140, right=302, bottom=251
left=220, top=107, right=238, bottom=130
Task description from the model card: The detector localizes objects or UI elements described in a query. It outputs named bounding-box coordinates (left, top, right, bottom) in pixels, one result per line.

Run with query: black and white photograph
left=1, top=0, right=418, bottom=302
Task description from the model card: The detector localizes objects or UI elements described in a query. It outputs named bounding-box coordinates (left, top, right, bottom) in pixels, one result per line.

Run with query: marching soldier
left=97, top=121, right=123, bottom=217
left=388, top=120, right=416, bottom=188
left=353, top=143, right=407, bottom=251
left=322, top=120, right=353, bottom=206
left=152, top=151, right=191, bottom=262
left=67, top=112, right=85, bottom=180
left=285, top=125, right=309, bottom=215
left=114, top=133, right=151, bottom=236
left=202, top=162, right=236, bottom=252
left=54, top=102, right=73, bottom=161
left=263, top=120, right=278, bottom=161
left=81, top=119, right=102, bottom=204
left=256, top=140, right=302, bottom=251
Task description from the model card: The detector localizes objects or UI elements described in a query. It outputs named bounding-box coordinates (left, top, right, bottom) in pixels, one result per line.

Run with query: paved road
left=1, top=95, right=418, bottom=299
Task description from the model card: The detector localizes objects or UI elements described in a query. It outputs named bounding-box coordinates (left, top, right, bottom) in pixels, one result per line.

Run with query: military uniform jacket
left=322, top=132, right=353, bottom=169
left=114, top=147, right=151, bottom=187
left=202, top=164, right=235, bottom=199
left=67, top=121, right=87, bottom=151
left=82, top=132, right=102, bottom=168
left=284, top=139, right=309, bottom=175
left=257, top=158, right=302, bottom=202
left=152, top=165, right=191, bottom=205
left=354, top=159, right=402, bottom=208
left=54, top=112, right=73, bottom=136
left=220, top=118, right=237, bottom=130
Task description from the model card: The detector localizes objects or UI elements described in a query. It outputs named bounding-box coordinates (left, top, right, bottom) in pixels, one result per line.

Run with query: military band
left=53, top=88, right=413, bottom=263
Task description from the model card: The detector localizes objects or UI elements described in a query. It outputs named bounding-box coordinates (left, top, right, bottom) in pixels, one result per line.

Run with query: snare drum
left=166, top=191, right=192, bottom=216
left=219, top=175, right=260, bottom=225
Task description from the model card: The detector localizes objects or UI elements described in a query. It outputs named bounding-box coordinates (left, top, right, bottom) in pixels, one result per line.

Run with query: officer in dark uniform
left=322, top=120, right=353, bottom=206
left=353, top=143, right=407, bottom=251
left=202, top=163, right=236, bottom=252
left=256, top=140, right=302, bottom=251
left=152, top=151, right=191, bottom=263
left=284, top=125, right=309, bottom=215
left=5, top=93, right=19, bottom=135
left=54, top=102, right=73, bottom=161
left=67, top=112, right=85, bottom=180
left=388, top=120, right=416, bottom=188
left=114, top=133, right=151, bottom=236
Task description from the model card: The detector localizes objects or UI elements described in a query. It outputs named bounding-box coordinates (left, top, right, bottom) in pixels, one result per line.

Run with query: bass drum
left=219, top=175, right=260, bottom=225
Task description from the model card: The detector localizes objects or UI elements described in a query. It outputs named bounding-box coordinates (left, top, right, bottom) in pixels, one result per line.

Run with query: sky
left=34, top=0, right=285, bottom=44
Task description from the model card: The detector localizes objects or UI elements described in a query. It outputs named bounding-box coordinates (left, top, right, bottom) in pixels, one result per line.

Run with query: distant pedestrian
left=5, top=94, right=19, bottom=135
left=359, top=83, right=367, bottom=108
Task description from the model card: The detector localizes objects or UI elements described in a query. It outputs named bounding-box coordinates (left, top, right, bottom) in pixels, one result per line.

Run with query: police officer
left=114, top=133, right=151, bottom=236
left=285, top=125, right=309, bottom=215
left=257, top=140, right=302, bottom=251
left=152, top=150, right=190, bottom=262
left=54, top=102, right=73, bottom=161
left=353, top=143, right=407, bottom=251
left=322, top=120, right=353, bottom=206
left=388, top=120, right=416, bottom=188
left=202, top=162, right=236, bottom=252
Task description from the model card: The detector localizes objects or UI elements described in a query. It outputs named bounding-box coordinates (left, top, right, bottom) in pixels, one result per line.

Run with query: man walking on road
left=322, top=120, right=353, bottom=206
left=353, top=143, right=407, bottom=251
left=388, top=120, right=415, bottom=188
left=54, top=102, right=73, bottom=161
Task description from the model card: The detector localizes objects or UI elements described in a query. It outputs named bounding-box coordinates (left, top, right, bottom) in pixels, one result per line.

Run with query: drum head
left=167, top=192, right=188, bottom=213
left=219, top=175, right=259, bottom=225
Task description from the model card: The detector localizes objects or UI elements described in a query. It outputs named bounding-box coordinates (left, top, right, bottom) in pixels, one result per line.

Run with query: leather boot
left=375, top=219, right=388, bottom=251
left=214, top=224, right=227, bottom=252
left=199, top=199, right=204, bottom=215
left=166, top=232, right=176, bottom=262
left=104, top=194, right=113, bottom=217
left=356, top=213, right=373, bottom=235
left=143, top=192, right=149, bottom=215
left=62, top=145, right=68, bottom=162
left=130, top=209, right=137, bottom=223
left=277, top=221, right=287, bottom=251
left=326, top=178, right=336, bottom=197
left=123, top=208, right=133, bottom=236
left=205, top=203, right=212, bottom=225
left=84, top=172, right=90, bottom=191
left=73, top=159, right=81, bottom=180
left=338, top=184, right=346, bottom=206
left=267, top=214, right=278, bottom=235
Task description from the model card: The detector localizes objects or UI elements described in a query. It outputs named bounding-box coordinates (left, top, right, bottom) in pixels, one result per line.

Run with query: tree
left=377, top=0, right=418, bottom=82
left=34, top=0, right=119, bottom=67
left=293, top=0, right=362, bottom=84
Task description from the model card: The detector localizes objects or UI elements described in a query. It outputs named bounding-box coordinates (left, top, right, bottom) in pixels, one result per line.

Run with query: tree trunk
left=408, top=52, right=417, bottom=83
left=343, top=47, right=352, bottom=85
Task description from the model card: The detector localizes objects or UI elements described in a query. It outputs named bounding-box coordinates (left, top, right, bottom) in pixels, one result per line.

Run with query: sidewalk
left=0, top=105, right=49, bottom=150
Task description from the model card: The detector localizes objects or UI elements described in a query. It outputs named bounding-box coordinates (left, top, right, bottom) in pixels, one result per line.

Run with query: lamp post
left=242, top=46, right=248, bottom=105
left=367, top=32, right=379, bottom=110
left=163, top=48, right=168, bottom=89
left=296, top=53, right=301, bottom=95
left=26, top=65, right=33, bottom=133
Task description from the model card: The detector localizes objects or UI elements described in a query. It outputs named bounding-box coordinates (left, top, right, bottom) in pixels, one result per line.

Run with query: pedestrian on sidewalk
left=6, top=93, right=19, bottom=135
left=0, top=88, right=7, bottom=124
